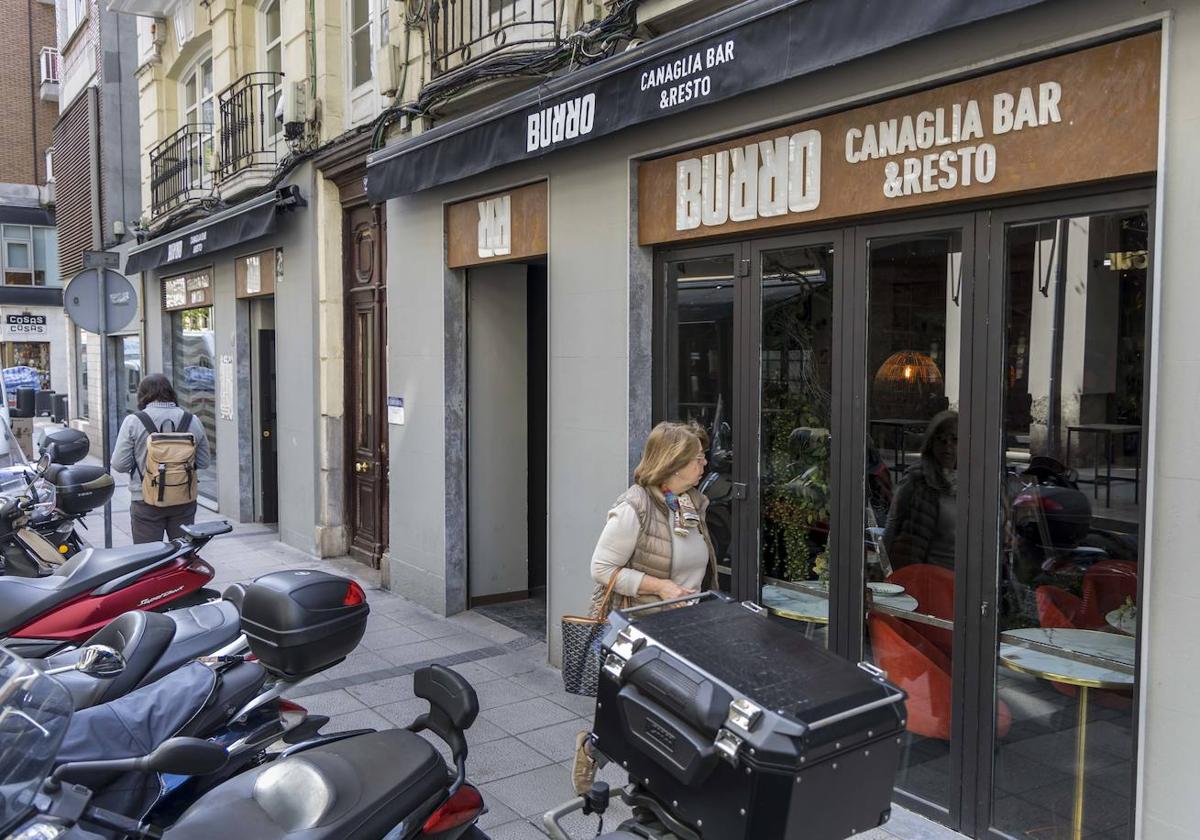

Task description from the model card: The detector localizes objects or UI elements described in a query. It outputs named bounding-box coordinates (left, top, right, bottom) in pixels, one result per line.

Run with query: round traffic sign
left=64, top=268, right=138, bottom=334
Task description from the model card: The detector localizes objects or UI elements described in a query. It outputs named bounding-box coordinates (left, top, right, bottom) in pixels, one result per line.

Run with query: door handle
left=355, top=461, right=370, bottom=473
left=262, top=430, right=271, bottom=438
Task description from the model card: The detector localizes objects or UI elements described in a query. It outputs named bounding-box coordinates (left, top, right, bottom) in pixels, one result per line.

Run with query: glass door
left=660, top=245, right=744, bottom=592
left=752, top=235, right=842, bottom=645
left=854, top=217, right=975, bottom=823
left=983, top=199, right=1150, bottom=840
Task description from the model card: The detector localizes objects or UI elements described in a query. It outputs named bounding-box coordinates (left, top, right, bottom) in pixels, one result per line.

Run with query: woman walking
left=572, top=421, right=719, bottom=793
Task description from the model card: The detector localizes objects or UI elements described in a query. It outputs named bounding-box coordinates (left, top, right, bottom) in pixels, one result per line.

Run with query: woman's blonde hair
left=633, top=422, right=702, bottom=488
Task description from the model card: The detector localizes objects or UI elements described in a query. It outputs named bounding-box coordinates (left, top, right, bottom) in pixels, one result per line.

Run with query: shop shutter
left=52, top=88, right=97, bottom=280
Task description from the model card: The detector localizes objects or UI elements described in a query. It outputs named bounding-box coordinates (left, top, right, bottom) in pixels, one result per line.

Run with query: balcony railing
left=428, top=0, right=561, bottom=78
left=218, top=72, right=283, bottom=181
left=39, top=47, right=60, bottom=84
left=150, top=123, right=214, bottom=217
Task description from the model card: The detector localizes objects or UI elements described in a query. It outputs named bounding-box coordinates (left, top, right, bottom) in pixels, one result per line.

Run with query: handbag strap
left=595, top=567, right=625, bottom=621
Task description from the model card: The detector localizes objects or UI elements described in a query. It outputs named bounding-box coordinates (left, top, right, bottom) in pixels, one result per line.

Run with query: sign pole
left=98, top=269, right=113, bottom=549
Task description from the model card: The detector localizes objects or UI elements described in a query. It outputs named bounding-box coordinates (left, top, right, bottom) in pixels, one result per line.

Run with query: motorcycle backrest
left=409, top=664, right=479, bottom=767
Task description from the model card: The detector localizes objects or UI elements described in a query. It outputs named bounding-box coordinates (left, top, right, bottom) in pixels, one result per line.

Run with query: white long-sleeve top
left=590, top=502, right=710, bottom=598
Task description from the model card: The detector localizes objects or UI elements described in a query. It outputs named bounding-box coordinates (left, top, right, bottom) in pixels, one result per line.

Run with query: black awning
left=367, top=0, right=1048, bottom=201
left=124, top=187, right=305, bottom=275
left=0, top=205, right=54, bottom=226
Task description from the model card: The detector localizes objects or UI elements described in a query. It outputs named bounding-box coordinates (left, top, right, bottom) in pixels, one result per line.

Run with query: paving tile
left=481, top=697, right=577, bottom=735
left=375, top=639, right=454, bottom=667
left=345, top=674, right=415, bottom=707
left=482, top=820, right=548, bottom=840
left=546, top=691, right=598, bottom=718
left=482, top=763, right=578, bottom=818
left=479, top=652, right=543, bottom=677
left=376, top=696, right=430, bottom=728
left=510, top=665, right=568, bottom=697
left=516, top=717, right=591, bottom=763
left=442, top=660, right=508, bottom=686
left=883, top=805, right=969, bottom=840
left=294, top=688, right=368, bottom=717
left=467, top=737, right=555, bottom=784
left=476, top=796, right=520, bottom=830
left=450, top=610, right=530, bottom=643
left=358, top=625, right=428, bottom=651
left=406, top=619, right=472, bottom=639
left=434, top=632, right=499, bottom=656
left=321, top=650, right=394, bottom=680
left=474, top=678, right=540, bottom=711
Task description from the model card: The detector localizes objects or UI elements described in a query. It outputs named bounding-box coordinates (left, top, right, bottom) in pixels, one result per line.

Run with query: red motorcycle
left=0, top=502, right=225, bottom=657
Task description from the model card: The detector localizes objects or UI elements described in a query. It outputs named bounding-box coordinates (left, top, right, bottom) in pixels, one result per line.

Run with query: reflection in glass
left=758, top=245, right=834, bottom=645
left=665, top=256, right=734, bottom=588
left=171, top=306, right=217, bottom=504
left=863, top=231, right=963, bottom=810
left=991, top=211, right=1145, bottom=840
left=119, top=335, right=141, bottom=417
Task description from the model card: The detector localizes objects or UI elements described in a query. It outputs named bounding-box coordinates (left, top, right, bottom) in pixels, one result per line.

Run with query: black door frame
left=651, top=184, right=1154, bottom=839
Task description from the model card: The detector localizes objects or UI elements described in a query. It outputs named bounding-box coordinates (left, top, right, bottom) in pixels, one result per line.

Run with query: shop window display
left=171, top=306, right=217, bottom=503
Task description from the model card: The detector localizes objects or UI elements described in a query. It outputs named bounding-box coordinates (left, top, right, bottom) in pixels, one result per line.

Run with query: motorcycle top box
left=591, top=594, right=907, bottom=840
left=45, top=464, right=116, bottom=515
left=239, top=570, right=369, bottom=678
left=41, top=428, right=90, bottom=465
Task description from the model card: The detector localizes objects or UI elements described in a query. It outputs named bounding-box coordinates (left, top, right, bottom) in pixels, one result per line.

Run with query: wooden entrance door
left=345, top=204, right=388, bottom=566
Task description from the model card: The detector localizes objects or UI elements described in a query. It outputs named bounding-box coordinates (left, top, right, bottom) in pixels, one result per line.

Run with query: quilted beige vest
left=589, top=484, right=718, bottom=616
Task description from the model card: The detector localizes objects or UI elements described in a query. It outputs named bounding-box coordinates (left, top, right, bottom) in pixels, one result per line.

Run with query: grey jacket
left=111, top=401, right=211, bottom=501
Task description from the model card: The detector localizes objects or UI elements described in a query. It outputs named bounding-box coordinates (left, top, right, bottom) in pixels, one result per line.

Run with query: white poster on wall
left=1, top=312, right=49, bottom=342
left=219, top=355, right=234, bottom=420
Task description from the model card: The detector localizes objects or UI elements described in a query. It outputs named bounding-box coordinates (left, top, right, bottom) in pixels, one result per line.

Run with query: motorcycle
left=0, top=647, right=488, bottom=840
left=0, top=512, right=225, bottom=659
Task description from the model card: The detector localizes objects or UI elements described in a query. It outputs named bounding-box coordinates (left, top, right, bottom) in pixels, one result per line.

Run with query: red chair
left=887, top=564, right=955, bottom=656
left=1080, top=561, right=1138, bottom=629
left=1035, top=585, right=1086, bottom=630
left=868, top=613, right=1011, bottom=741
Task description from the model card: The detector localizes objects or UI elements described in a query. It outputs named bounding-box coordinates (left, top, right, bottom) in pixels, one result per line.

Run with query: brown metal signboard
left=446, top=181, right=548, bottom=269
left=637, top=32, right=1159, bottom=245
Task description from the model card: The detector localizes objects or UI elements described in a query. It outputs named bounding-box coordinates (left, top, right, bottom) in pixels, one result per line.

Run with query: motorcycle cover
left=56, top=662, right=218, bottom=829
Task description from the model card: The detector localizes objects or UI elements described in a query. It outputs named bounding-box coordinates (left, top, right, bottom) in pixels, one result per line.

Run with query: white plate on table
left=868, top=582, right=906, bottom=596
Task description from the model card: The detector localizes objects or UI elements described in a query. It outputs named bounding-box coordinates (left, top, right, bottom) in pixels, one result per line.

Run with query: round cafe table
left=760, top=583, right=918, bottom=624
left=999, top=627, right=1135, bottom=840
left=1105, top=608, right=1137, bottom=636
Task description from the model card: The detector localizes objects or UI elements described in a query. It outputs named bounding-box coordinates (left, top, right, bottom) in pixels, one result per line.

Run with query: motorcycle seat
left=41, top=609, right=177, bottom=709
left=164, top=730, right=450, bottom=840
left=0, top=542, right=178, bottom=634
left=139, top=599, right=241, bottom=687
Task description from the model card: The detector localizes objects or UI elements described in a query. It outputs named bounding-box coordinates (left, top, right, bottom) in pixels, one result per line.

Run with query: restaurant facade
left=368, top=0, right=1194, bottom=837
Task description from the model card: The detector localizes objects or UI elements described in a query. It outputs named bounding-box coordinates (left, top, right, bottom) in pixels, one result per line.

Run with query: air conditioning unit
left=278, top=80, right=307, bottom=141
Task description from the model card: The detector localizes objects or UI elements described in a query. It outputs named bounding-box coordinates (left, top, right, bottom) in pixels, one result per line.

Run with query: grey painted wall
left=137, top=167, right=321, bottom=554
left=467, top=263, right=529, bottom=600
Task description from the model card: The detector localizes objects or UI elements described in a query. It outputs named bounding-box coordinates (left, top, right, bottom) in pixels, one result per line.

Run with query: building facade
left=366, top=0, right=1199, bottom=838
left=0, top=0, right=66, bottom=412
left=54, top=0, right=146, bottom=456
left=112, top=0, right=395, bottom=561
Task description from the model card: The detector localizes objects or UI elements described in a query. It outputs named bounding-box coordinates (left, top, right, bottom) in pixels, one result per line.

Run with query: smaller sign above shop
left=236, top=248, right=281, bottom=298
left=446, top=181, right=548, bottom=269
left=0, top=313, right=49, bottom=341
left=638, top=32, right=1160, bottom=244
left=162, top=269, right=213, bottom=312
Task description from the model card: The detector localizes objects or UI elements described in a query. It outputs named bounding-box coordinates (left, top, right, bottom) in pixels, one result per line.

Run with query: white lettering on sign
left=166, top=241, right=183, bottom=262
left=477, top=194, right=512, bottom=258
left=676, top=130, right=821, bottom=231
left=2, top=313, right=49, bottom=339
left=844, top=81, right=1062, bottom=199
left=640, top=39, right=734, bottom=111
left=527, top=93, right=595, bottom=153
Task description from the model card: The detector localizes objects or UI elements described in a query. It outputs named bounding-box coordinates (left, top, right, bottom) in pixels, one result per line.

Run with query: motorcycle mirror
left=139, top=737, right=229, bottom=776
left=36, top=450, right=51, bottom=474
left=75, top=645, right=125, bottom=679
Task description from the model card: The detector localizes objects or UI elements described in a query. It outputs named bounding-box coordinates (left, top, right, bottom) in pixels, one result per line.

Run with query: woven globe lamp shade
left=873, top=351, right=944, bottom=390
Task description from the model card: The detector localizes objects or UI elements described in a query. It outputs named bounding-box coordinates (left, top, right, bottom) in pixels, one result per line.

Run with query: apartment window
left=182, top=56, right=215, bottom=189
left=350, top=0, right=374, bottom=88
left=136, top=16, right=158, bottom=67
left=57, top=0, right=88, bottom=46
left=2, top=226, right=60, bottom=287
left=262, top=0, right=283, bottom=147
left=379, top=0, right=389, bottom=48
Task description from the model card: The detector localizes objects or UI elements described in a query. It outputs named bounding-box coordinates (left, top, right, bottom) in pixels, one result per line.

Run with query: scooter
left=1, top=649, right=488, bottom=840
left=0, top=513, right=225, bottom=659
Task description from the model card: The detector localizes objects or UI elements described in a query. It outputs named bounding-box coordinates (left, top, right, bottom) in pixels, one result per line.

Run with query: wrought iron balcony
left=149, top=123, right=214, bottom=217
left=218, top=72, right=284, bottom=181
left=427, top=0, right=561, bottom=78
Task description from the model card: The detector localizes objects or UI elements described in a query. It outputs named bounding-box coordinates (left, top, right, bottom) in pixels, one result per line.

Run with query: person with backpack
left=111, top=373, right=211, bottom=543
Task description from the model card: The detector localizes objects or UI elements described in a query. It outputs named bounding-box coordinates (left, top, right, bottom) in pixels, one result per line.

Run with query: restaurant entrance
left=655, top=188, right=1151, bottom=839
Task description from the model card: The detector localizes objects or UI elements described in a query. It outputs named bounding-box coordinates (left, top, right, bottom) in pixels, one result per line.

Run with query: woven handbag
left=560, top=570, right=625, bottom=697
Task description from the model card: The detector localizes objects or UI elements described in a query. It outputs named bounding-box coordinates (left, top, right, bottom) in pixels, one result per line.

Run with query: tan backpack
left=135, top=410, right=199, bottom=506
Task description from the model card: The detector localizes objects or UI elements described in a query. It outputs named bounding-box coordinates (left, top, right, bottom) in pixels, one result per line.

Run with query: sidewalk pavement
left=67, top=447, right=958, bottom=839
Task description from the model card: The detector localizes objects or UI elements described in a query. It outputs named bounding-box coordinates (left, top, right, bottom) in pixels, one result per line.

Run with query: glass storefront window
left=76, top=329, right=89, bottom=419
left=758, top=244, right=835, bottom=644
left=171, top=306, right=217, bottom=503
left=1, top=342, right=51, bottom=390
left=990, top=209, right=1146, bottom=840
left=117, top=335, right=141, bottom=417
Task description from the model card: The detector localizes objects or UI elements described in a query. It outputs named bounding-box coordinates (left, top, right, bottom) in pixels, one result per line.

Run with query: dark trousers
left=130, top=500, right=198, bottom=544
